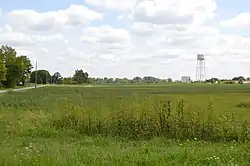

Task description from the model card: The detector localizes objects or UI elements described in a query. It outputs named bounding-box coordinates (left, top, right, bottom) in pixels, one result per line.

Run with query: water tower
left=196, top=54, right=206, bottom=82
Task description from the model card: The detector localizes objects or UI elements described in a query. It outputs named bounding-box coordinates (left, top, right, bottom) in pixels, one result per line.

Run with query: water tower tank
left=197, top=54, right=205, bottom=60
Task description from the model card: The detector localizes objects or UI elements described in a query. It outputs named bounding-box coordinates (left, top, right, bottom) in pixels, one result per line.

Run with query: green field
left=1, top=84, right=250, bottom=165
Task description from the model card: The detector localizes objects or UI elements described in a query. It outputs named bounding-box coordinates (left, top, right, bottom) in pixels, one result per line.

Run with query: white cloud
left=5, top=5, right=102, bottom=32
left=80, top=25, right=134, bottom=56
left=33, top=33, right=64, bottom=42
left=132, top=0, right=217, bottom=25
left=85, top=0, right=217, bottom=25
left=220, top=13, right=250, bottom=28
left=0, top=31, right=34, bottom=46
left=85, top=0, right=136, bottom=11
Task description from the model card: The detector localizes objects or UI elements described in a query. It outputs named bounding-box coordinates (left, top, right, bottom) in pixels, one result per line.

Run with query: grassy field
left=1, top=84, right=250, bottom=165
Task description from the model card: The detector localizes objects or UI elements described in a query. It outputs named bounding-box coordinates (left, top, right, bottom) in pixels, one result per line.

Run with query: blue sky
left=0, top=0, right=250, bottom=80
left=0, top=0, right=84, bottom=11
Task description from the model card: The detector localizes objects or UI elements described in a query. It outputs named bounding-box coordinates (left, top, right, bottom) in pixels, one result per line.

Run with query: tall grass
left=1, top=85, right=250, bottom=142
left=52, top=98, right=250, bottom=142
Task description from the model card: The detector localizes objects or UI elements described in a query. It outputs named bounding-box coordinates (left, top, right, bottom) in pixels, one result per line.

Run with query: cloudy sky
left=0, top=0, right=250, bottom=80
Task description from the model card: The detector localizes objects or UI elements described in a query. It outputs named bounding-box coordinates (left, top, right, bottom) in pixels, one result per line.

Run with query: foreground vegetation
left=1, top=84, right=250, bottom=165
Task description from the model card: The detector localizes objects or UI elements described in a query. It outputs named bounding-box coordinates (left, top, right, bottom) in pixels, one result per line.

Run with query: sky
left=0, top=0, right=250, bottom=80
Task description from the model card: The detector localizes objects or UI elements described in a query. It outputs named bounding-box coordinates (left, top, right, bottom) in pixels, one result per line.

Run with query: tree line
left=29, top=69, right=89, bottom=85
left=29, top=70, right=173, bottom=85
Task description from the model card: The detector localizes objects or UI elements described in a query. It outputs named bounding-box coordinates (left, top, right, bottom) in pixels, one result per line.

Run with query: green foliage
left=54, top=99, right=250, bottom=142
left=206, top=78, right=218, bottom=83
left=73, top=69, right=88, bottom=84
left=52, top=72, right=62, bottom=84
left=88, top=76, right=173, bottom=84
left=0, top=45, right=32, bottom=88
left=233, top=76, right=246, bottom=81
left=0, top=58, right=6, bottom=87
left=30, top=70, right=51, bottom=84
left=17, top=55, right=33, bottom=85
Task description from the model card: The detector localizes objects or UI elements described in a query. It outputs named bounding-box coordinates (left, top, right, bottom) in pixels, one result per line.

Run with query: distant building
left=181, top=76, right=191, bottom=83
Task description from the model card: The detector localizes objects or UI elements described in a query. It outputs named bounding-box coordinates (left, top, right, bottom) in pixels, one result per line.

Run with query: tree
left=0, top=45, right=24, bottom=88
left=232, top=76, right=245, bottom=81
left=17, top=56, right=33, bottom=86
left=133, top=77, right=143, bottom=83
left=107, top=78, right=114, bottom=84
left=0, top=59, right=6, bottom=87
left=73, top=69, right=89, bottom=84
left=30, top=70, right=51, bottom=84
left=52, top=72, right=62, bottom=84
left=167, top=78, right=173, bottom=83
left=206, top=78, right=218, bottom=83
left=239, top=78, right=244, bottom=84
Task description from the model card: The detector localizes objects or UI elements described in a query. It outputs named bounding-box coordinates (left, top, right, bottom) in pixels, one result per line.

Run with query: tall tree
left=167, top=78, right=173, bottom=83
left=17, top=55, right=33, bottom=86
left=0, top=45, right=23, bottom=88
left=30, top=70, right=51, bottom=84
left=52, top=72, right=62, bottom=84
left=0, top=58, right=6, bottom=87
left=73, top=69, right=89, bottom=84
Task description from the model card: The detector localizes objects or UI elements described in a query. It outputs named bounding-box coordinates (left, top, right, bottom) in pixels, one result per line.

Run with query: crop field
left=1, top=84, right=250, bottom=165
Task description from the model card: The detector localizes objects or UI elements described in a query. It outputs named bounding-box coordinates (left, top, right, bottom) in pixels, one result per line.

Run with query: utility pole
left=35, top=61, right=37, bottom=88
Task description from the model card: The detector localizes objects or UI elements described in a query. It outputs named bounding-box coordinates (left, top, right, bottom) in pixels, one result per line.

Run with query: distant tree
left=52, top=72, right=62, bottom=84
left=120, top=78, right=129, bottom=84
left=30, top=70, right=51, bottom=84
left=107, top=78, right=114, bottom=84
left=73, top=69, right=89, bottom=84
left=143, top=76, right=160, bottom=83
left=133, top=77, right=143, bottom=83
left=159, top=79, right=168, bottom=84
left=167, top=78, right=173, bottom=83
left=114, top=78, right=121, bottom=84
left=95, top=78, right=104, bottom=84
left=206, top=78, right=218, bottom=83
left=239, top=78, right=244, bottom=84
left=63, top=77, right=76, bottom=84
left=232, top=76, right=245, bottom=81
